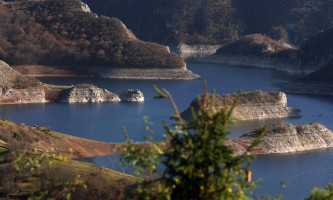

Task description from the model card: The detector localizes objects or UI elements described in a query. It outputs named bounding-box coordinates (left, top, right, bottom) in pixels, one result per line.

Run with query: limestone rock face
left=60, top=85, right=121, bottom=103
left=0, top=60, right=21, bottom=88
left=229, top=122, right=333, bottom=155
left=119, top=89, right=144, bottom=102
left=80, top=2, right=92, bottom=13
left=181, top=90, right=300, bottom=121
left=0, top=60, right=46, bottom=104
left=0, top=88, right=46, bottom=104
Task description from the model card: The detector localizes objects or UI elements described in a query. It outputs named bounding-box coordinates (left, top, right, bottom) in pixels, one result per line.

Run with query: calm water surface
left=1, top=63, right=333, bottom=199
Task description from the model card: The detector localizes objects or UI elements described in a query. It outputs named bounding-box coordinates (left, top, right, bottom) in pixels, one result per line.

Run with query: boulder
left=119, top=89, right=144, bottom=102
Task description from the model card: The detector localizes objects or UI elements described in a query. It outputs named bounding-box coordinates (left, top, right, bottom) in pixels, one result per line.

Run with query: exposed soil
left=12, top=65, right=96, bottom=77
left=0, top=119, right=126, bottom=159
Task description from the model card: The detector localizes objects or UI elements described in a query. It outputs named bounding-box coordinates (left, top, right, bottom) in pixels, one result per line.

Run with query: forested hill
left=0, top=0, right=185, bottom=69
left=298, top=27, right=333, bottom=65
left=83, top=0, right=333, bottom=45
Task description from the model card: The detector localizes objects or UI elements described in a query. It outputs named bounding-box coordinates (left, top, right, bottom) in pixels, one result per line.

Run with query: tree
left=121, top=84, right=265, bottom=200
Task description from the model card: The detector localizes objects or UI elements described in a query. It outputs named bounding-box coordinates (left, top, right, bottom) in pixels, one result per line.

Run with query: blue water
left=1, top=63, right=333, bottom=199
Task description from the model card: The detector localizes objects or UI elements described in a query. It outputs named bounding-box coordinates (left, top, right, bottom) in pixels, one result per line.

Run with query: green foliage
left=13, top=132, right=22, bottom=142
left=121, top=84, right=266, bottom=200
left=305, top=184, right=333, bottom=200
left=13, top=149, right=86, bottom=200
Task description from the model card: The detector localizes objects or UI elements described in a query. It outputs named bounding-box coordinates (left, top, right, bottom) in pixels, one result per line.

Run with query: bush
left=12, top=132, right=22, bottom=142
left=305, top=184, right=333, bottom=200
left=121, top=84, right=265, bottom=199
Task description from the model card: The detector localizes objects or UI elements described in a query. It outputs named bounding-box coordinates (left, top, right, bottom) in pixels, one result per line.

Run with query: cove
left=1, top=63, right=333, bottom=199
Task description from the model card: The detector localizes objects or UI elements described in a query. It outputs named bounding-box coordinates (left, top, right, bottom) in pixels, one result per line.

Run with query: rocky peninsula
left=181, top=90, right=301, bottom=121
left=0, top=60, right=144, bottom=104
left=199, top=34, right=322, bottom=74
left=228, top=122, right=333, bottom=155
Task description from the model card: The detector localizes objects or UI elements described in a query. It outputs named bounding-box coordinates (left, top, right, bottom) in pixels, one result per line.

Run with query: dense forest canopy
left=83, top=0, right=333, bottom=45
left=0, top=0, right=185, bottom=69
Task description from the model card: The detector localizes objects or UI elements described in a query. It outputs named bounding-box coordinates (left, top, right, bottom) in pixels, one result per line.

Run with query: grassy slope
left=0, top=120, right=139, bottom=199
left=0, top=153, right=138, bottom=199
left=0, top=119, right=126, bottom=158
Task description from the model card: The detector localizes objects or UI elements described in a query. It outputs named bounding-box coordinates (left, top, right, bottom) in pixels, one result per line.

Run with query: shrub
left=121, top=84, right=265, bottom=199
left=13, top=132, right=22, bottom=142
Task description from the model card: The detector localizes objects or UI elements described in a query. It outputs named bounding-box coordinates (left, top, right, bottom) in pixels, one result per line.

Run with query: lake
left=1, top=63, right=333, bottom=199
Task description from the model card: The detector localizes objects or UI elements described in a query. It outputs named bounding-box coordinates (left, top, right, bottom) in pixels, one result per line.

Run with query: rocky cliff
left=0, top=60, right=46, bottom=104
left=228, top=122, right=333, bottom=155
left=59, top=84, right=121, bottom=103
left=181, top=90, right=301, bottom=121
left=0, top=60, right=21, bottom=88
left=0, top=88, right=46, bottom=104
left=0, top=60, right=145, bottom=104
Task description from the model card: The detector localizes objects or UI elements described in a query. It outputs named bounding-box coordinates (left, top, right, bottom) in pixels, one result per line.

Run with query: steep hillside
left=281, top=60, right=333, bottom=95
left=83, top=0, right=240, bottom=44
left=0, top=60, right=41, bottom=90
left=298, top=27, right=333, bottom=65
left=83, top=0, right=333, bottom=45
left=306, top=60, right=333, bottom=82
left=0, top=0, right=185, bottom=70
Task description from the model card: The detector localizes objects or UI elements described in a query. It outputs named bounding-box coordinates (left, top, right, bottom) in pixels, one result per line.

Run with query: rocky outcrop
left=0, top=88, right=46, bottom=104
left=0, top=60, right=21, bottom=88
left=181, top=90, right=301, bottom=121
left=0, top=60, right=46, bottom=104
left=59, top=85, right=145, bottom=103
left=169, top=44, right=222, bottom=60
left=59, top=84, right=121, bottom=103
left=119, top=89, right=144, bottom=102
left=0, top=60, right=146, bottom=104
left=228, top=122, right=333, bottom=155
